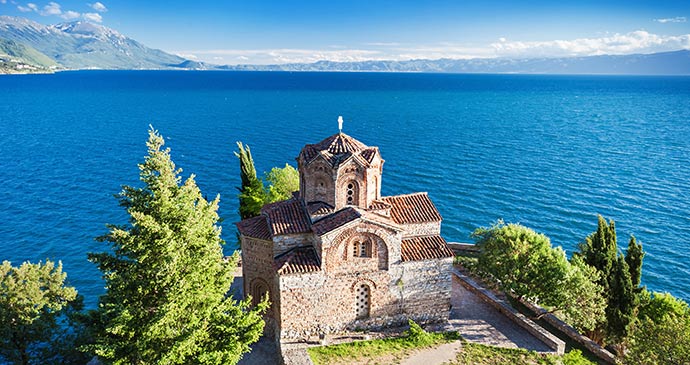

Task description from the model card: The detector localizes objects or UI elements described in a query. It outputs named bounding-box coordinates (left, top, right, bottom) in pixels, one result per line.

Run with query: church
left=236, top=122, right=454, bottom=341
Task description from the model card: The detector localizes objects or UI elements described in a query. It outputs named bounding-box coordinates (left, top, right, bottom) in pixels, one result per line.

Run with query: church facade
left=236, top=131, right=454, bottom=341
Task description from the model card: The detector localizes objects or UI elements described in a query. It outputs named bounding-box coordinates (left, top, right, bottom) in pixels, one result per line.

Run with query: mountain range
left=1, top=15, right=689, bottom=75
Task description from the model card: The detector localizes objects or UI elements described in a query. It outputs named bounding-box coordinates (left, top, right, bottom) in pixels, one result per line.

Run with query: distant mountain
left=0, top=15, right=188, bottom=70
left=228, top=50, right=690, bottom=75
left=0, top=37, right=58, bottom=73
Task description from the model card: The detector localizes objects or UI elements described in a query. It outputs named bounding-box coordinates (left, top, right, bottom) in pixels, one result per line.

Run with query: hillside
left=0, top=38, right=57, bottom=74
left=0, top=16, right=188, bottom=70
left=229, top=50, right=690, bottom=75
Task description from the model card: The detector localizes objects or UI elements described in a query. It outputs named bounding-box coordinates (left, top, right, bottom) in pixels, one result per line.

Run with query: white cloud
left=176, top=53, right=198, bottom=59
left=490, top=30, right=690, bottom=58
left=83, top=12, right=102, bottom=22
left=654, top=17, right=687, bottom=23
left=60, top=10, right=80, bottom=19
left=0, top=0, right=6, bottom=4
left=89, top=1, right=107, bottom=12
left=178, top=48, right=385, bottom=65
left=17, top=2, right=37, bottom=11
left=41, top=1, right=61, bottom=15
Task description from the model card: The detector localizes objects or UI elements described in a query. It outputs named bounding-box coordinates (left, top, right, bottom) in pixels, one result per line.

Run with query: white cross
left=338, top=116, right=343, bottom=132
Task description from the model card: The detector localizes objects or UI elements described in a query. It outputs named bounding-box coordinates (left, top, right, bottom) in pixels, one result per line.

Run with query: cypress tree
left=234, top=142, right=266, bottom=219
left=89, top=129, right=266, bottom=365
left=578, top=215, right=618, bottom=292
left=625, top=235, right=644, bottom=289
left=607, top=256, right=637, bottom=349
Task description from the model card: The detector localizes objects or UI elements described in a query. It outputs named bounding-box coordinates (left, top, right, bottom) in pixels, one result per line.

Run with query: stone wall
left=401, top=221, right=441, bottom=237
left=241, top=236, right=279, bottom=318
left=276, top=256, right=453, bottom=340
left=398, top=258, right=453, bottom=323
left=273, top=233, right=314, bottom=256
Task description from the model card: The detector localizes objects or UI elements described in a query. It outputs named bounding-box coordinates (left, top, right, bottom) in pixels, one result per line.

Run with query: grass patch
left=308, top=320, right=459, bottom=365
left=451, top=342, right=596, bottom=365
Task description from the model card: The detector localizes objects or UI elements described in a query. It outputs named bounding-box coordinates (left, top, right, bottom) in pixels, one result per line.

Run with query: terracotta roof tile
left=401, top=235, right=454, bottom=262
left=274, top=246, right=321, bottom=275
left=368, top=200, right=392, bottom=211
left=311, top=207, right=361, bottom=235
left=381, top=192, right=442, bottom=224
left=262, top=199, right=312, bottom=236
left=299, top=133, right=378, bottom=168
left=235, top=215, right=271, bottom=241
left=307, top=201, right=335, bottom=216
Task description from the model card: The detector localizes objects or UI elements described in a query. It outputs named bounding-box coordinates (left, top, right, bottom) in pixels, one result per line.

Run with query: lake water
left=1, top=71, right=689, bottom=307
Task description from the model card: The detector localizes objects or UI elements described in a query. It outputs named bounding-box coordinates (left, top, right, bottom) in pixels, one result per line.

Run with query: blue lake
left=1, top=71, right=689, bottom=307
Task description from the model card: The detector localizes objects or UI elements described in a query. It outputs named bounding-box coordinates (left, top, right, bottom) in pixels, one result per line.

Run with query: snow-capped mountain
left=0, top=15, right=188, bottom=69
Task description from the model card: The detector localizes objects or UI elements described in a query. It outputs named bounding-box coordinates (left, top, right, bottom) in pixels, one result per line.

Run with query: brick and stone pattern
left=237, top=131, right=455, bottom=342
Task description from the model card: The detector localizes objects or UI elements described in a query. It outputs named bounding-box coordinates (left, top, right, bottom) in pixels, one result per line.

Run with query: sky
left=1, top=0, right=690, bottom=65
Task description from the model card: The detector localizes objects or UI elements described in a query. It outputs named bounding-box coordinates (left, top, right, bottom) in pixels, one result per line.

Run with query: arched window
left=352, top=239, right=372, bottom=258
left=251, top=280, right=269, bottom=307
left=355, top=283, right=371, bottom=319
left=346, top=180, right=358, bottom=206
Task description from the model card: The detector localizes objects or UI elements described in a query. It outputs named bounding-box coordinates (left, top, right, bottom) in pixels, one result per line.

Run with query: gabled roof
left=380, top=192, right=442, bottom=224
left=311, top=207, right=361, bottom=235
left=401, top=235, right=454, bottom=262
left=262, top=198, right=312, bottom=236
left=274, top=246, right=321, bottom=275
left=307, top=201, right=335, bottom=216
left=235, top=215, right=271, bottom=241
left=299, top=133, right=380, bottom=168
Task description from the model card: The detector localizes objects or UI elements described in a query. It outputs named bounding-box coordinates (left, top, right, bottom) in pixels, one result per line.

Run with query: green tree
left=0, top=260, right=79, bottom=365
left=265, top=163, right=299, bottom=203
left=234, top=142, right=266, bottom=219
left=575, top=215, right=642, bottom=347
left=89, top=128, right=266, bottom=365
left=472, top=222, right=605, bottom=332
left=625, top=235, right=644, bottom=289
left=625, top=292, right=690, bottom=365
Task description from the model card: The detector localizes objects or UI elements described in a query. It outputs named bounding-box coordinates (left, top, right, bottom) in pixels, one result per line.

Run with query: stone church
left=236, top=127, right=454, bottom=341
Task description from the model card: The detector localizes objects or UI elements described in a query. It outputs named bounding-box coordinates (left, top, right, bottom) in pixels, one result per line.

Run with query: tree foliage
left=89, top=128, right=266, bottom=365
left=234, top=142, right=266, bottom=220
left=575, top=215, right=643, bottom=347
left=265, top=163, right=299, bottom=203
left=472, top=221, right=605, bottom=332
left=0, top=260, right=79, bottom=365
left=625, top=292, right=690, bottom=365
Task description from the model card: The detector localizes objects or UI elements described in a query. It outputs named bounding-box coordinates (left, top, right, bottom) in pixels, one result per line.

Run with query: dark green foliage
left=89, top=129, right=266, bottom=365
left=576, top=215, right=644, bottom=349
left=606, top=256, right=637, bottom=344
left=0, top=260, right=80, bottom=365
left=625, top=235, right=644, bottom=289
left=473, top=221, right=605, bottom=332
left=234, top=142, right=266, bottom=219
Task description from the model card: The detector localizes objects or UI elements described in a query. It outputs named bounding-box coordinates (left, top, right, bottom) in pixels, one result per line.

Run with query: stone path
left=400, top=341, right=463, bottom=365
left=447, top=275, right=552, bottom=352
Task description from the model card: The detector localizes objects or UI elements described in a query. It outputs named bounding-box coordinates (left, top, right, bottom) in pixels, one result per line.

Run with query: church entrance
left=355, top=283, right=370, bottom=319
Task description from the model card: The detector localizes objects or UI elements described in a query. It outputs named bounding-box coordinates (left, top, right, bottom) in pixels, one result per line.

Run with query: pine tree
left=0, top=260, right=79, bottom=365
left=625, top=235, right=644, bottom=289
left=89, top=128, right=266, bottom=365
left=234, top=142, right=266, bottom=219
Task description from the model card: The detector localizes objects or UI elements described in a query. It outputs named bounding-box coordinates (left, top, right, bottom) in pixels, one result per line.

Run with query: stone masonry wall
left=401, top=221, right=441, bottom=237
left=399, top=258, right=453, bottom=323
left=241, top=236, right=278, bottom=318
left=273, top=233, right=314, bottom=256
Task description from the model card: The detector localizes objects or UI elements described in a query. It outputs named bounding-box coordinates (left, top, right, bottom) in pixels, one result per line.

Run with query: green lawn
left=308, top=324, right=595, bottom=365
left=307, top=321, right=459, bottom=365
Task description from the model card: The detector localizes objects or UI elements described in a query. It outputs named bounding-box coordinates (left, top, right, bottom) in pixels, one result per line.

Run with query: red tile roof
left=311, top=207, right=361, bottom=235
left=401, top=235, right=454, bottom=262
left=368, top=200, right=392, bottom=211
left=274, top=246, right=321, bottom=274
left=299, top=133, right=378, bottom=168
left=381, top=192, right=442, bottom=224
left=235, top=215, right=271, bottom=241
left=262, top=199, right=312, bottom=236
left=307, top=201, right=335, bottom=216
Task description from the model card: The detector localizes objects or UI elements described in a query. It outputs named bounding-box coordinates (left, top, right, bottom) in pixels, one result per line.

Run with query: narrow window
left=352, top=240, right=371, bottom=258
left=355, top=283, right=370, bottom=319
left=345, top=181, right=358, bottom=206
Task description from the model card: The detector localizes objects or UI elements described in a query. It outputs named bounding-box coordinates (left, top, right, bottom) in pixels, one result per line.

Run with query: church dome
left=299, top=132, right=377, bottom=167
